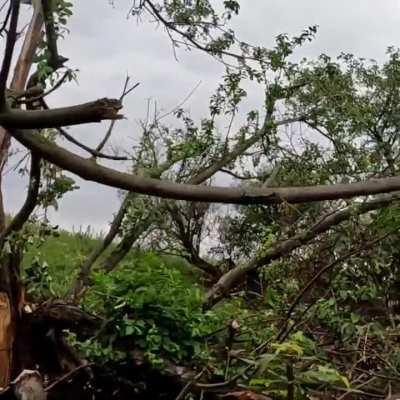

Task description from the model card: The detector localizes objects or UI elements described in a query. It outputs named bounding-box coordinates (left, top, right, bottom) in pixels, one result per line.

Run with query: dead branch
left=1, top=98, right=123, bottom=129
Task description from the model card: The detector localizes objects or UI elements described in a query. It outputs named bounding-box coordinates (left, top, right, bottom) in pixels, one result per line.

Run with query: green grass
left=21, top=226, right=199, bottom=300
left=23, top=229, right=100, bottom=267
left=22, top=229, right=103, bottom=297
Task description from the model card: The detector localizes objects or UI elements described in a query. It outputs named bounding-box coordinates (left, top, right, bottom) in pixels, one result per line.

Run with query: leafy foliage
left=81, top=253, right=218, bottom=365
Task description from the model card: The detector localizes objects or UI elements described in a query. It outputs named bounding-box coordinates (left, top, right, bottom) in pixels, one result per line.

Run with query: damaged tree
left=1, top=1, right=400, bottom=399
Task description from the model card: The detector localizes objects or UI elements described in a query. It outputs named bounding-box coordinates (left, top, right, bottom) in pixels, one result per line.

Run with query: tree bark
left=101, top=221, right=150, bottom=272
left=11, top=128, right=400, bottom=206
left=1, top=98, right=122, bottom=129
left=0, top=1, right=44, bottom=387
left=0, top=292, right=12, bottom=389
left=0, top=0, right=43, bottom=230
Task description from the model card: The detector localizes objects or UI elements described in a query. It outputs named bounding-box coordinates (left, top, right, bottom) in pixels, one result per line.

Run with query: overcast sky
left=4, top=0, right=400, bottom=233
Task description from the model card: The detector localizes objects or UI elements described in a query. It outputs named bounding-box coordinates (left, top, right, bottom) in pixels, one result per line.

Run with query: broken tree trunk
left=12, top=370, right=46, bottom=400
left=0, top=0, right=43, bottom=229
left=0, top=293, right=12, bottom=389
left=0, top=1, right=44, bottom=387
left=0, top=250, right=24, bottom=389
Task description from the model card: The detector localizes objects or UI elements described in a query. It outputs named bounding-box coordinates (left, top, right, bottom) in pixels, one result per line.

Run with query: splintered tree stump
left=12, top=370, right=46, bottom=400
left=0, top=292, right=12, bottom=389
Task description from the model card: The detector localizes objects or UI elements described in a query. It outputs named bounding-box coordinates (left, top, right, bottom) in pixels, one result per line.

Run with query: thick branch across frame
left=10, top=128, right=400, bottom=206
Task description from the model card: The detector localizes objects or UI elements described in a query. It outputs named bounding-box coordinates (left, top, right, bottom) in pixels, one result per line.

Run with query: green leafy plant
left=81, top=253, right=220, bottom=365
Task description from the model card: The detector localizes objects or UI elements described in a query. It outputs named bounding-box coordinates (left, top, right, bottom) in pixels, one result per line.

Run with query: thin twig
left=57, top=125, right=130, bottom=161
left=156, top=80, right=202, bottom=122
left=0, top=1, right=12, bottom=38
left=95, top=77, right=140, bottom=153
left=143, top=0, right=256, bottom=62
left=40, top=99, right=130, bottom=161
left=175, top=368, right=205, bottom=400
left=45, top=363, right=94, bottom=392
left=18, top=70, right=70, bottom=104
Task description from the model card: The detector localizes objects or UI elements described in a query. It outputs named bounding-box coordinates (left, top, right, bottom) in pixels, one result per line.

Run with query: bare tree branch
left=95, top=77, right=140, bottom=153
left=10, top=128, right=400, bottom=207
left=0, top=0, right=20, bottom=106
left=0, top=152, right=41, bottom=243
left=34, top=98, right=129, bottom=161
left=54, top=125, right=130, bottom=161
left=1, top=98, right=123, bottom=128
left=18, top=70, right=68, bottom=104
left=71, top=193, right=134, bottom=299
